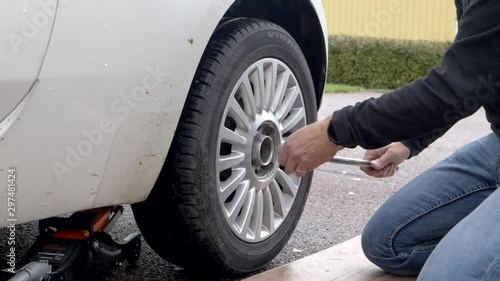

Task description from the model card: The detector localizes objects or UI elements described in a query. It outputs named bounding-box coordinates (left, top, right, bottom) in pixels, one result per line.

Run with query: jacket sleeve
left=331, top=0, right=500, bottom=150
left=401, top=125, right=453, bottom=158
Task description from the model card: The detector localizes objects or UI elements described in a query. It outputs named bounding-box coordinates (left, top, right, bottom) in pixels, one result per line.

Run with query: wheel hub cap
left=217, top=58, right=307, bottom=243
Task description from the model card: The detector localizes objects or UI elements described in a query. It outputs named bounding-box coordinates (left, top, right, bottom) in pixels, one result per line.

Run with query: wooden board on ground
left=244, top=236, right=417, bottom=281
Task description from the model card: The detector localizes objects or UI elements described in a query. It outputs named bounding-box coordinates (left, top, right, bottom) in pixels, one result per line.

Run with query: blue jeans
left=361, top=133, right=500, bottom=280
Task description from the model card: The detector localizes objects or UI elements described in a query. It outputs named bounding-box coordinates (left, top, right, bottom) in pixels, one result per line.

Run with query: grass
left=325, top=83, right=365, bottom=93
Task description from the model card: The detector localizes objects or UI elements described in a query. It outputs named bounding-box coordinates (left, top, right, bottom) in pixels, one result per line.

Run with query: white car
left=1, top=0, right=328, bottom=275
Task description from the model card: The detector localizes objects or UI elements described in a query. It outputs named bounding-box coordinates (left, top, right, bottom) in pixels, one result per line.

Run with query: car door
left=0, top=0, right=57, bottom=122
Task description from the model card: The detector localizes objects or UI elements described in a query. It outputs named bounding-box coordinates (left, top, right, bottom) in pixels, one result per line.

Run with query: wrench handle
left=330, top=156, right=372, bottom=167
left=276, top=144, right=371, bottom=167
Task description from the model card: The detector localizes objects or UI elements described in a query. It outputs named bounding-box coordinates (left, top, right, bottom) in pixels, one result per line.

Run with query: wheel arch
left=223, top=0, right=328, bottom=107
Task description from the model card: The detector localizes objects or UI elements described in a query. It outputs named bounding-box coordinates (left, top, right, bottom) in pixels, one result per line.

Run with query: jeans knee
left=361, top=219, right=423, bottom=276
left=361, top=220, right=391, bottom=265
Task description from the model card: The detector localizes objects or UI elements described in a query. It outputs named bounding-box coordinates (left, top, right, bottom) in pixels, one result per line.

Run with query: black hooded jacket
left=330, top=0, right=500, bottom=157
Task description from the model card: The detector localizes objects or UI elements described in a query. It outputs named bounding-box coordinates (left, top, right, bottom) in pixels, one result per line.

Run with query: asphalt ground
left=0, top=92, right=491, bottom=280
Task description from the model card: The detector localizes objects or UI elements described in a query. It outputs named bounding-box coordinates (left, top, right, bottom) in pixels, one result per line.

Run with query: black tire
left=132, top=18, right=318, bottom=276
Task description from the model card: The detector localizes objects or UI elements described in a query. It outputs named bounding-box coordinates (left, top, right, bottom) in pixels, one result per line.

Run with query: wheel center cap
left=252, top=134, right=274, bottom=167
left=250, top=121, right=280, bottom=179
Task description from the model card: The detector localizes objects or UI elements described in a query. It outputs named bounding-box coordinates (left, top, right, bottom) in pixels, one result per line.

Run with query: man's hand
left=361, top=142, right=410, bottom=178
left=278, top=115, right=344, bottom=177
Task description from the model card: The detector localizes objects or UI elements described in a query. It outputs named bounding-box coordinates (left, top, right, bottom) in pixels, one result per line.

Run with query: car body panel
left=0, top=0, right=328, bottom=227
left=0, top=0, right=225, bottom=226
left=0, top=0, right=56, bottom=122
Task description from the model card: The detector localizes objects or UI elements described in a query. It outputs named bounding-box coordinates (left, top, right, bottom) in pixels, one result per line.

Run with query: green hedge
left=327, top=36, right=451, bottom=89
